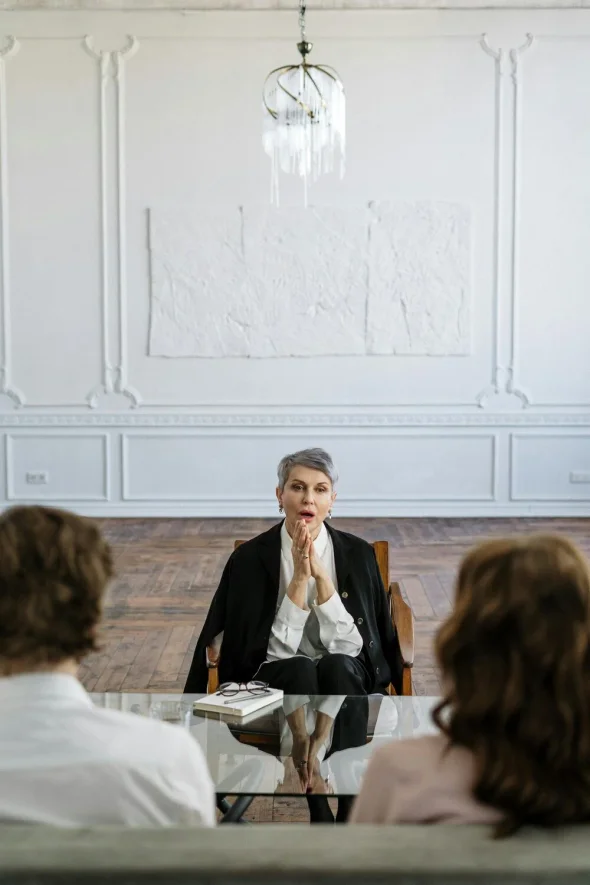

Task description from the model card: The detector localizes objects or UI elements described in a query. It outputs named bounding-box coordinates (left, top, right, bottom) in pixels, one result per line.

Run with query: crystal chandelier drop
left=262, top=1, right=345, bottom=206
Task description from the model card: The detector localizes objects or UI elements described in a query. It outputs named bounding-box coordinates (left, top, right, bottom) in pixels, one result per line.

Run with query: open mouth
left=299, top=510, right=315, bottom=521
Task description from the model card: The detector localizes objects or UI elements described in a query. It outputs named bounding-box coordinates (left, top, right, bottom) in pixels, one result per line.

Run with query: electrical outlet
left=570, top=471, right=590, bottom=484
left=25, top=471, right=49, bottom=486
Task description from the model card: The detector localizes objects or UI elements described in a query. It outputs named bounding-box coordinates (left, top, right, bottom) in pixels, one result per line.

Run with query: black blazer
left=184, top=521, right=403, bottom=695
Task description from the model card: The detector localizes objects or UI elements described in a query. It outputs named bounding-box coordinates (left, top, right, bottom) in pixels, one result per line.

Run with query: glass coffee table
left=90, top=693, right=439, bottom=822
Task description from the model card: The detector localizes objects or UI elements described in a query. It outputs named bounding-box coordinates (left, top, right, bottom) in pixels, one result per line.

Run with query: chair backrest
left=372, top=541, right=389, bottom=591
left=234, top=538, right=390, bottom=591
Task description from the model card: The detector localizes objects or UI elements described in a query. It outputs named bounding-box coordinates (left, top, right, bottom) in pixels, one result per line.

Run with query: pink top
left=350, top=734, right=503, bottom=825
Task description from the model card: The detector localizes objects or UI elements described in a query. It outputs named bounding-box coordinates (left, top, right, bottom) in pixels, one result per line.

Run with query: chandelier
left=262, top=1, right=345, bottom=206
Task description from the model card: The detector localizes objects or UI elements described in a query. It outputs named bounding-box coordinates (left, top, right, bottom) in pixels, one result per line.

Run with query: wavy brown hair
left=433, top=534, right=590, bottom=838
left=0, top=505, right=114, bottom=670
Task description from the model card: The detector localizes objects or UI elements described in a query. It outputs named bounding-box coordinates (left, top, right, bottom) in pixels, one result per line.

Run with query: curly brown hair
left=0, top=505, right=114, bottom=669
left=433, top=534, right=590, bottom=838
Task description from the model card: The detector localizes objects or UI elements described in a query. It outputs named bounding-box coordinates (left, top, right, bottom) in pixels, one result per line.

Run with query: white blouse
left=266, top=522, right=363, bottom=662
left=208, top=522, right=363, bottom=669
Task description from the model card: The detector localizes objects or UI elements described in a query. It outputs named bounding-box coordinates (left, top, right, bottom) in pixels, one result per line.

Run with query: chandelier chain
left=299, top=0, right=306, bottom=44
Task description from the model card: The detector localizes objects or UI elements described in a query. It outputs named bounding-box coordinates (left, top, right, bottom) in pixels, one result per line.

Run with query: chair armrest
left=207, top=662, right=220, bottom=694
left=390, top=581, right=414, bottom=668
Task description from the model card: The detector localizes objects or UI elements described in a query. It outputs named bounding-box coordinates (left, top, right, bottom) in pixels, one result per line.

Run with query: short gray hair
left=277, top=448, right=338, bottom=491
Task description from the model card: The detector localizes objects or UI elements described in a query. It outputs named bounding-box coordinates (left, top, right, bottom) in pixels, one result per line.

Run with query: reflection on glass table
left=190, top=694, right=438, bottom=795
left=90, top=693, right=439, bottom=822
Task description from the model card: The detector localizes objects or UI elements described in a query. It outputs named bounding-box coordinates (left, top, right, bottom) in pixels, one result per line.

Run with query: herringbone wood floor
left=81, top=517, right=590, bottom=696
left=80, top=517, right=589, bottom=822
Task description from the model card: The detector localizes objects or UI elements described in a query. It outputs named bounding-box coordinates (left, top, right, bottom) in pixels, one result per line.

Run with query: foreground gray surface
left=1, top=824, right=590, bottom=884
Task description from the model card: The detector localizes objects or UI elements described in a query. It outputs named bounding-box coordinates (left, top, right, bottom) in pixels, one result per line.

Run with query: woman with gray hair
left=184, top=445, right=403, bottom=705
left=185, top=447, right=402, bottom=821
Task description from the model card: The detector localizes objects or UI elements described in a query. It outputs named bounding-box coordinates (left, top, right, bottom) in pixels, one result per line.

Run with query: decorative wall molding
left=120, top=431, right=498, bottom=502
left=509, top=432, right=590, bottom=501
left=0, top=17, right=585, bottom=422
left=0, top=37, right=24, bottom=410
left=0, top=411, right=587, bottom=427
left=476, top=34, right=505, bottom=410
left=83, top=35, right=142, bottom=410
left=506, top=33, right=534, bottom=403
left=39, top=502, right=590, bottom=519
left=5, top=431, right=110, bottom=501
left=476, top=33, right=533, bottom=410
left=35, top=499, right=590, bottom=525
left=512, top=35, right=590, bottom=410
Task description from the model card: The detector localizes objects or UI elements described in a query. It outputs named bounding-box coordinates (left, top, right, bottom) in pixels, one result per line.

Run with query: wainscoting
left=2, top=419, right=590, bottom=516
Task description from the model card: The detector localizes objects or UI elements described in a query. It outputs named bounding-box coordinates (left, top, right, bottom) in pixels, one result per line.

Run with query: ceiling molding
left=2, top=0, right=589, bottom=10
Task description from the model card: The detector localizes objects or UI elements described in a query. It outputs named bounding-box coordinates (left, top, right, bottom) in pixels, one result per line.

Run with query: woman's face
left=276, top=466, right=337, bottom=538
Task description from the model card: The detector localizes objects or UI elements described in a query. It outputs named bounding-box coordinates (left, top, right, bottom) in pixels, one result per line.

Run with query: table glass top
left=91, top=692, right=439, bottom=798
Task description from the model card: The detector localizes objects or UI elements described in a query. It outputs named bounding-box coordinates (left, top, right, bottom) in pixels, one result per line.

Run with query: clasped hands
left=290, top=520, right=331, bottom=591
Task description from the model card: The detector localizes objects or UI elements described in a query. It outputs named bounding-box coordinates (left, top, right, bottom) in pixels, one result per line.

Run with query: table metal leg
left=217, top=794, right=255, bottom=823
left=217, top=797, right=232, bottom=816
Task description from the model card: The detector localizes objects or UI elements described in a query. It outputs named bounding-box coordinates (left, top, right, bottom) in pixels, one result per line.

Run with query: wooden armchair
left=207, top=539, right=414, bottom=696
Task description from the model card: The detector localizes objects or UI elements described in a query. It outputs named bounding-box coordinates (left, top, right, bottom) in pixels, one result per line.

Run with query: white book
left=192, top=684, right=284, bottom=719
left=192, top=698, right=284, bottom=727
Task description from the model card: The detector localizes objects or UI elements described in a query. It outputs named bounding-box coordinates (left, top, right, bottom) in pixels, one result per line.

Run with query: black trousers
left=257, top=654, right=371, bottom=823
left=258, top=653, right=371, bottom=697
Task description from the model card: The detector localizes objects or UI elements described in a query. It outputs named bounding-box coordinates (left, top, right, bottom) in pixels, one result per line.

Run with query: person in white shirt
left=184, top=447, right=404, bottom=822
left=0, top=504, right=215, bottom=828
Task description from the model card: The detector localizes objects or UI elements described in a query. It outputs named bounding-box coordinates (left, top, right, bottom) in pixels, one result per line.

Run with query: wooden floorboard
left=87, top=516, right=590, bottom=698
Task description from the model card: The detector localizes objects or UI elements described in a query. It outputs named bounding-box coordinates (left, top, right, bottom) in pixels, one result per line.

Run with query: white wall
left=0, top=4, right=589, bottom=516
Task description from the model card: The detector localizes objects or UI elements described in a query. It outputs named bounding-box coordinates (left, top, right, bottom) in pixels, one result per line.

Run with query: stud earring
left=279, top=504, right=284, bottom=514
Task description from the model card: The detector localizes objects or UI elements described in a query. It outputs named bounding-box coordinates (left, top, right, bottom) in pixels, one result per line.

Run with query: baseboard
left=6, top=501, right=588, bottom=518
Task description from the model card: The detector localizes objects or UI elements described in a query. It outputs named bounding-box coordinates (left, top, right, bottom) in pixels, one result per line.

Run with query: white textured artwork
left=367, top=202, right=470, bottom=355
left=149, top=202, right=470, bottom=358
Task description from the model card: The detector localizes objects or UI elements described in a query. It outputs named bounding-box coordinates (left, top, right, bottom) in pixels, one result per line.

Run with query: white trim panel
left=121, top=431, right=498, bottom=503
left=510, top=432, right=590, bottom=501
left=5, top=432, right=110, bottom=502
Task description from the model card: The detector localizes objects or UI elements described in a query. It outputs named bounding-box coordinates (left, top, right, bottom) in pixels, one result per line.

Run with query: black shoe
left=307, top=795, right=335, bottom=824
left=336, top=796, right=353, bottom=824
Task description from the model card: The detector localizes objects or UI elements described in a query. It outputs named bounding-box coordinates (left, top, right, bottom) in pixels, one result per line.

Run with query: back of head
left=434, top=534, right=590, bottom=837
left=0, top=505, right=114, bottom=672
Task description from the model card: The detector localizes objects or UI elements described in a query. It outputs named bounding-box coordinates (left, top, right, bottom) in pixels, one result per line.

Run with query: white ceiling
left=1, top=0, right=588, bottom=8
